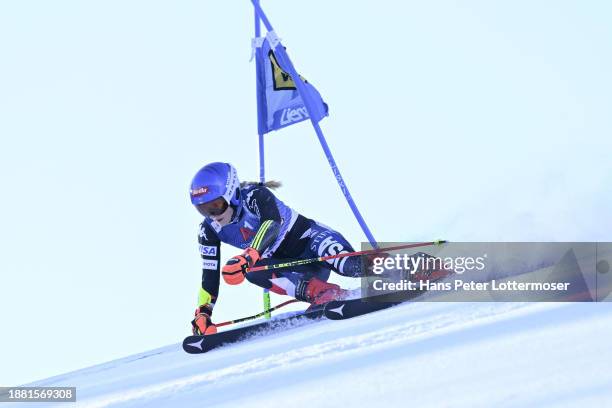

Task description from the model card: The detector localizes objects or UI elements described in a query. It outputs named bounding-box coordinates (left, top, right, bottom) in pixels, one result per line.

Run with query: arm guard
left=250, top=219, right=281, bottom=253
left=245, top=186, right=283, bottom=254
left=198, top=222, right=221, bottom=306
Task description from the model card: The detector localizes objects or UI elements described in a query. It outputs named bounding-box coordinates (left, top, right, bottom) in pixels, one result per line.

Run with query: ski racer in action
left=189, top=162, right=372, bottom=335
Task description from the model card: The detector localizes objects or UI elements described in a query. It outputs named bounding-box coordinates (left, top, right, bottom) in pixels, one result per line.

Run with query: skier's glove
left=222, top=247, right=260, bottom=285
left=191, top=304, right=217, bottom=336
left=364, top=252, right=390, bottom=273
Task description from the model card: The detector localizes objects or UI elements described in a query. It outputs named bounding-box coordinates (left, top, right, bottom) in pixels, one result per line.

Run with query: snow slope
left=23, top=301, right=612, bottom=408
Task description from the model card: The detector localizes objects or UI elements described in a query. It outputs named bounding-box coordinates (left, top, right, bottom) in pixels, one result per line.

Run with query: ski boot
left=295, top=277, right=350, bottom=308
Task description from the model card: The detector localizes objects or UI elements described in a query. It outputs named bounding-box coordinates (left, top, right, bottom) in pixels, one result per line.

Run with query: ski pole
left=215, top=241, right=446, bottom=327
left=216, top=299, right=300, bottom=328
left=246, top=240, right=447, bottom=273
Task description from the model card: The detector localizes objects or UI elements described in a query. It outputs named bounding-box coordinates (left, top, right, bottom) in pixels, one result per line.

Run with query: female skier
left=189, top=162, right=370, bottom=335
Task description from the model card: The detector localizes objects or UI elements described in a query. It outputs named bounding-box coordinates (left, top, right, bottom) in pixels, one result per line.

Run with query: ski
left=323, top=288, right=430, bottom=320
left=182, top=307, right=324, bottom=354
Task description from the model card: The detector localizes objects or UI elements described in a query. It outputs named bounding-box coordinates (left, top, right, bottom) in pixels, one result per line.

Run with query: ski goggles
left=195, top=197, right=229, bottom=217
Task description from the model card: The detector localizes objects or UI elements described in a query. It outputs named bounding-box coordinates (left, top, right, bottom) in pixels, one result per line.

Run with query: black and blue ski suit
left=196, top=184, right=362, bottom=308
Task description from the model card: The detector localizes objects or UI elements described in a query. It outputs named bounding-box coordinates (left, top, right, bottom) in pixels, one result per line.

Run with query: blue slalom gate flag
left=255, top=31, right=328, bottom=135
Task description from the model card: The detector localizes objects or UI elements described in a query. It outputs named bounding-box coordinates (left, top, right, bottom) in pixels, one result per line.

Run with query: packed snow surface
left=26, top=301, right=612, bottom=407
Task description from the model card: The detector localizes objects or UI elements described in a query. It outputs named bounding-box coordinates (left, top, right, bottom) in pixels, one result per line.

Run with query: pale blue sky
left=1, top=0, right=611, bottom=385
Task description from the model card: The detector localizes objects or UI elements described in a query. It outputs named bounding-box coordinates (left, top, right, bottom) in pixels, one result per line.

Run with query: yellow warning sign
left=269, top=50, right=306, bottom=91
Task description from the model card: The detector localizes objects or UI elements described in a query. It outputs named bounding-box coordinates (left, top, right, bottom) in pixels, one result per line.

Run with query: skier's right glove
left=222, top=247, right=260, bottom=285
left=191, top=304, right=217, bottom=336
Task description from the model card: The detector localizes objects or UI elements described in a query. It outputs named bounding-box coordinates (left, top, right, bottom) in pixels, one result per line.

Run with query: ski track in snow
left=21, top=301, right=612, bottom=408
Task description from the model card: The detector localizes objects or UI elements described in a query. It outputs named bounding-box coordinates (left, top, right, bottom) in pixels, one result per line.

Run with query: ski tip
left=182, top=336, right=208, bottom=354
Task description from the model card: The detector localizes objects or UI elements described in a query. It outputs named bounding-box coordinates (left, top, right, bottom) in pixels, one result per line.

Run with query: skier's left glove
left=364, top=252, right=390, bottom=273
left=222, top=247, right=260, bottom=285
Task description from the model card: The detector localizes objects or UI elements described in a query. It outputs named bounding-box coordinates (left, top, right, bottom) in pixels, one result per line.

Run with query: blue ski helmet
left=190, top=162, right=241, bottom=208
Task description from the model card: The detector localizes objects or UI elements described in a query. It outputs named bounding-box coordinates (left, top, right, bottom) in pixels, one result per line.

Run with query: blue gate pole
left=250, top=0, right=378, bottom=248
left=254, top=2, right=265, bottom=184
left=253, top=0, right=272, bottom=318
